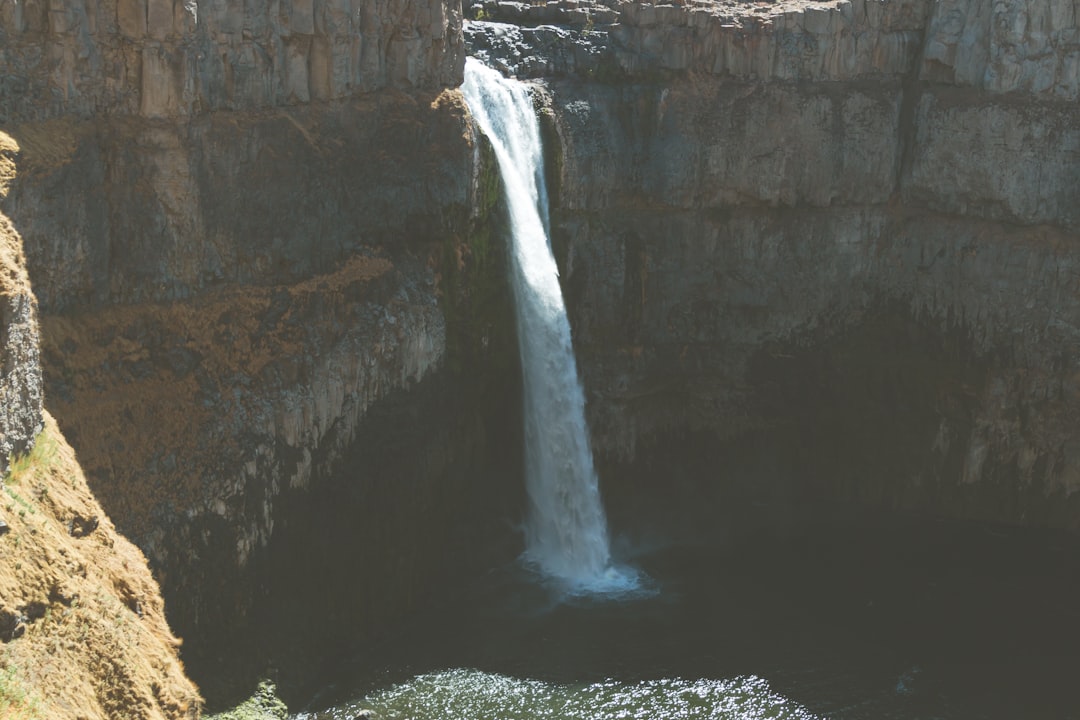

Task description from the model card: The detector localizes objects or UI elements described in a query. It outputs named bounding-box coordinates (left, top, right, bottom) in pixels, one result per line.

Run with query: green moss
left=537, top=105, right=562, bottom=215
left=204, top=680, right=288, bottom=720
left=4, top=486, right=35, bottom=517
left=0, top=662, right=42, bottom=720
left=475, top=135, right=502, bottom=218
left=438, top=136, right=518, bottom=380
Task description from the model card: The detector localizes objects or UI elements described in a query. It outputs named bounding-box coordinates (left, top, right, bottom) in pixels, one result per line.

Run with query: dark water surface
left=295, top=512, right=1080, bottom=719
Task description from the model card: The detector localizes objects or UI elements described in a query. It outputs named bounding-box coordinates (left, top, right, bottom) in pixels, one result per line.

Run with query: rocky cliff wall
left=0, top=129, right=199, bottom=720
left=0, top=87, right=521, bottom=703
left=464, top=0, right=1080, bottom=529
left=4, top=89, right=475, bottom=310
left=5, top=0, right=1080, bottom=705
left=0, top=0, right=463, bottom=121
left=1, top=0, right=526, bottom=704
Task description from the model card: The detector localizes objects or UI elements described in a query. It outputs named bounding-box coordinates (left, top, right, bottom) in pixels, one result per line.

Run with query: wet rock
left=465, top=20, right=614, bottom=78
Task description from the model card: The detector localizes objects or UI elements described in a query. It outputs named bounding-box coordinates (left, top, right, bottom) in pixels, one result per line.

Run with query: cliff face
left=0, top=0, right=463, bottom=121
left=6, top=0, right=1080, bottom=708
left=466, top=0, right=1080, bottom=528
left=0, top=129, right=200, bottom=719
left=10, top=94, right=519, bottom=696
left=2, top=0, right=524, bottom=705
left=0, top=134, right=41, bottom=476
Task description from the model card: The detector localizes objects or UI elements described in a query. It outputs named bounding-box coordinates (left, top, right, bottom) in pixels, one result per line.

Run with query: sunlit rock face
left=0, top=0, right=464, bottom=121
left=465, top=0, right=1080, bottom=528
left=0, top=138, right=42, bottom=476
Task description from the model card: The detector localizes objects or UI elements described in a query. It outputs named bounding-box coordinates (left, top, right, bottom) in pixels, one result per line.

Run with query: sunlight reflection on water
left=295, top=668, right=821, bottom=720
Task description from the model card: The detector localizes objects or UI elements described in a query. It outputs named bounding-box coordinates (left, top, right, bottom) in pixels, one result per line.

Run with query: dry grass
left=0, top=413, right=202, bottom=719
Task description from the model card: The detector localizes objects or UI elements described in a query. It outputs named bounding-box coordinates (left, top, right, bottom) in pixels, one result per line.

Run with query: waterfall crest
left=462, top=58, right=634, bottom=592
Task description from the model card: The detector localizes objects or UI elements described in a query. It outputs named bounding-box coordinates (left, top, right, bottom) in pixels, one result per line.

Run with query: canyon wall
left=466, top=0, right=1080, bottom=529
left=5, top=0, right=1080, bottom=708
left=0, top=0, right=463, bottom=122
left=1, top=130, right=200, bottom=719
left=2, top=0, right=525, bottom=705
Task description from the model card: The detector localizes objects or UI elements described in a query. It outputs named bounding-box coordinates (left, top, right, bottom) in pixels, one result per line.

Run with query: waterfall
left=462, top=58, right=634, bottom=592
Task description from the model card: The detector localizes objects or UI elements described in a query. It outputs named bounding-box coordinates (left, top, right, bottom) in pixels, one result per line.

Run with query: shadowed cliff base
left=196, top=364, right=526, bottom=710
left=596, top=303, right=1080, bottom=543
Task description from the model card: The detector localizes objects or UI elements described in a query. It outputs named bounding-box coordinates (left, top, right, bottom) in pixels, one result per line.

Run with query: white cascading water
left=462, top=58, right=633, bottom=592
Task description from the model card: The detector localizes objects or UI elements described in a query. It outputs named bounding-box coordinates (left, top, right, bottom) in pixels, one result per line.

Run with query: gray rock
left=922, top=0, right=1080, bottom=98
left=525, top=2, right=1080, bottom=527
left=0, top=0, right=467, bottom=122
left=0, top=219, right=43, bottom=479
left=465, top=20, right=613, bottom=78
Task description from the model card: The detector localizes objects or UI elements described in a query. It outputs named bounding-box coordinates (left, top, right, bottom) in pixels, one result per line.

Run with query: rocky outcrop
left=0, top=256, right=40, bottom=475
left=0, top=133, right=42, bottom=476
left=462, top=0, right=1080, bottom=529
left=4, top=90, right=476, bottom=310
left=922, top=0, right=1080, bottom=97
left=0, top=0, right=464, bottom=121
left=467, top=0, right=931, bottom=80
left=611, top=0, right=931, bottom=80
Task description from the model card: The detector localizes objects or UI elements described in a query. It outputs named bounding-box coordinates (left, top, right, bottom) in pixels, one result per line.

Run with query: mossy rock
left=205, top=680, right=288, bottom=720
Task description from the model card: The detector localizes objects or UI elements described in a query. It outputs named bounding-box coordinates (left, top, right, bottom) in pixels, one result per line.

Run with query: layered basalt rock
left=0, top=0, right=464, bottom=121
left=2, top=0, right=524, bottom=705
left=2, top=87, right=522, bottom=703
left=462, top=0, right=1080, bottom=529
